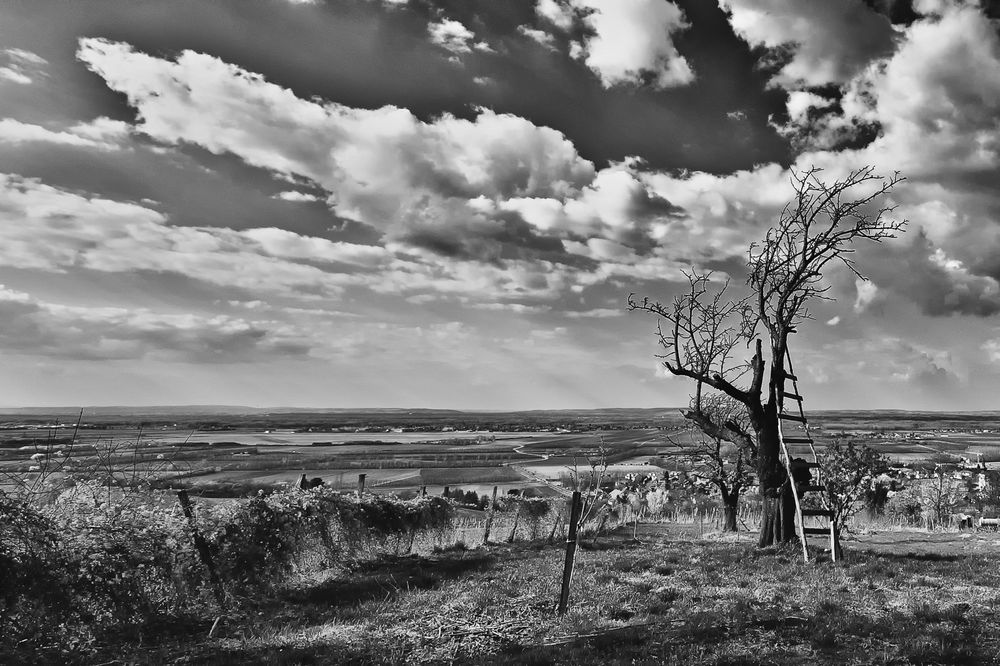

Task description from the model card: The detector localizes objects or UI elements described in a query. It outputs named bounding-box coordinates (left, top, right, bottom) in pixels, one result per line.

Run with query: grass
left=50, top=525, right=1000, bottom=666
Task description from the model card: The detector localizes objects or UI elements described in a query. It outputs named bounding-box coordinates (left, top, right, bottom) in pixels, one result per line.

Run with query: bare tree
left=667, top=392, right=755, bottom=532
left=630, top=166, right=904, bottom=546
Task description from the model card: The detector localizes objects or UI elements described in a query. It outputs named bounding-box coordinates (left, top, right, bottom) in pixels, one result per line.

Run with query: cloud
left=814, top=335, right=962, bottom=388
left=568, top=0, right=695, bottom=88
left=518, top=26, right=557, bottom=50
left=854, top=279, right=880, bottom=313
left=0, top=286, right=310, bottom=362
left=428, top=18, right=476, bottom=54
left=563, top=308, right=622, bottom=318
left=718, top=0, right=896, bottom=89
left=0, top=173, right=387, bottom=298
left=0, top=117, right=127, bottom=151
left=76, top=38, right=595, bottom=259
left=74, top=37, right=719, bottom=298
left=274, top=190, right=321, bottom=202
left=863, top=232, right=1000, bottom=317
left=0, top=48, right=47, bottom=85
left=537, top=0, right=574, bottom=30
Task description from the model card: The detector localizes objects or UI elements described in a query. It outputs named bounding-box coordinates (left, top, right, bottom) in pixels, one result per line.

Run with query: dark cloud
left=0, top=0, right=789, bottom=174
left=868, top=232, right=1000, bottom=317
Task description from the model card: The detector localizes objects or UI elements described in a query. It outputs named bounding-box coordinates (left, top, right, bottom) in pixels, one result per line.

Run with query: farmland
left=4, top=407, right=1000, bottom=500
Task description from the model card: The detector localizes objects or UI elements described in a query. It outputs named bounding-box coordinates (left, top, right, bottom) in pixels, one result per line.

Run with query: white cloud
left=718, top=0, right=896, bottom=89
left=0, top=48, right=47, bottom=85
left=428, top=18, right=491, bottom=55
left=0, top=118, right=126, bottom=151
left=0, top=173, right=385, bottom=299
left=518, top=26, right=557, bottom=49
left=569, top=0, right=694, bottom=88
left=274, top=190, right=321, bottom=202
left=0, top=68, right=31, bottom=85
left=983, top=338, right=1000, bottom=365
left=76, top=37, right=595, bottom=258
left=537, top=0, right=574, bottom=30
left=564, top=308, right=622, bottom=318
left=0, top=286, right=310, bottom=362
left=854, top=279, right=880, bottom=313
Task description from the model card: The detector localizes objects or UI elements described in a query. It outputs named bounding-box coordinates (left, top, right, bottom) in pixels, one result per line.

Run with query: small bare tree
left=667, top=392, right=755, bottom=532
left=630, top=166, right=905, bottom=546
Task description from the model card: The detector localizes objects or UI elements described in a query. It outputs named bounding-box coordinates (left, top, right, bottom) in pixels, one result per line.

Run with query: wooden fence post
left=557, top=491, right=583, bottom=616
left=357, top=473, right=366, bottom=496
left=443, top=485, right=450, bottom=498
left=483, top=486, right=499, bottom=545
left=420, top=485, right=427, bottom=497
left=176, top=490, right=226, bottom=609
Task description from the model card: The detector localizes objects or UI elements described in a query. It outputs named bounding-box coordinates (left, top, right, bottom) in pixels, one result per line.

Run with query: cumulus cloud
left=0, top=287, right=310, bottom=362
left=74, top=37, right=716, bottom=303
left=718, top=0, right=896, bottom=89
left=568, top=0, right=694, bottom=88
left=428, top=18, right=476, bottom=54
left=76, top=37, right=595, bottom=261
left=536, top=0, right=574, bottom=30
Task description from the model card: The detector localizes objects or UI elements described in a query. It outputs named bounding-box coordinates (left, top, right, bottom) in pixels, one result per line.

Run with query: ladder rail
left=776, top=393, right=810, bottom=563
left=782, top=346, right=839, bottom=562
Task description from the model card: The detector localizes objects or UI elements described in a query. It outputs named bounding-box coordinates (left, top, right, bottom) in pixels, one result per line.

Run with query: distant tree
left=666, top=393, right=755, bottom=532
left=631, top=166, right=905, bottom=547
left=816, top=441, right=891, bottom=534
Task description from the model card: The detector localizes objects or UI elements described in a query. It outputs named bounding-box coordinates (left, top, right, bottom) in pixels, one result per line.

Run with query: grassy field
left=75, top=524, right=1000, bottom=665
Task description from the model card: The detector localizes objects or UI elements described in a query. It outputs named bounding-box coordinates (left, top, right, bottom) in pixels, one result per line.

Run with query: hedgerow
left=0, top=484, right=542, bottom=661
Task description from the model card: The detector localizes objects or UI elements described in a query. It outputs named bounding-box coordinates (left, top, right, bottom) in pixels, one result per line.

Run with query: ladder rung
left=783, top=437, right=813, bottom=444
left=801, top=527, right=831, bottom=535
left=780, top=370, right=798, bottom=381
left=800, top=484, right=826, bottom=493
left=782, top=391, right=803, bottom=402
left=791, top=460, right=820, bottom=469
left=801, top=509, right=833, bottom=517
left=779, top=413, right=807, bottom=423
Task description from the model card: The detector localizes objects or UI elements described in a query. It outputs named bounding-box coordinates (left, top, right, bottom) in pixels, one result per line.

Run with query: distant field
left=6, top=413, right=1000, bottom=500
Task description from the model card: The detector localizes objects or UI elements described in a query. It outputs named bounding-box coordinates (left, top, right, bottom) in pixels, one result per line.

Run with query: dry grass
left=55, top=523, right=1000, bottom=666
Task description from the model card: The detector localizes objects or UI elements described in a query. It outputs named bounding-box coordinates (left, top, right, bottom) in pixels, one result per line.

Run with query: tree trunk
left=721, top=487, right=739, bottom=532
left=756, top=401, right=795, bottom=546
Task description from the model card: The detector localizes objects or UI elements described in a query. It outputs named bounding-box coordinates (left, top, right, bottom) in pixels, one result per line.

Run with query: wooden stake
left=557, top=491, right=583, bottom=616
left=483, top=485, right=498, bottom=545
left=176, top=490, right=226, bottom=609
left=357, top=473, right=366, bottom=496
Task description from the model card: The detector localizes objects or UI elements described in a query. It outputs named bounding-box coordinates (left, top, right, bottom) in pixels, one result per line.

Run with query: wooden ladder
left=776, top=344, right=839, bottom=563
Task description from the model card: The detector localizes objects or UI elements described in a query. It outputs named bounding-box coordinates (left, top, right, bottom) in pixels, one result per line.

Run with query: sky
left=0, top=0, right=999, bottom=410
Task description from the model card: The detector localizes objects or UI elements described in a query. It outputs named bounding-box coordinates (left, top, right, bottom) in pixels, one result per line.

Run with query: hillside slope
left=65, top=525, right=1000, bottom=666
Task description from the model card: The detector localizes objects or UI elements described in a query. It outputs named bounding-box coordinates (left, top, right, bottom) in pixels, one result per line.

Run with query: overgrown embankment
left=0, top=484, right=575, bottom=663
left=34, top=523, right=1000, bottom=665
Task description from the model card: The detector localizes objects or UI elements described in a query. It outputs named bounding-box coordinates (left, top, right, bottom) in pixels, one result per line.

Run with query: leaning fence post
left=483, top=485, right=499, bottom=545
left=357, top=473, right=366, bottom=496
left=557, top=491, right=583, bottom=616
left=176, top=490, right=226, bottom=609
